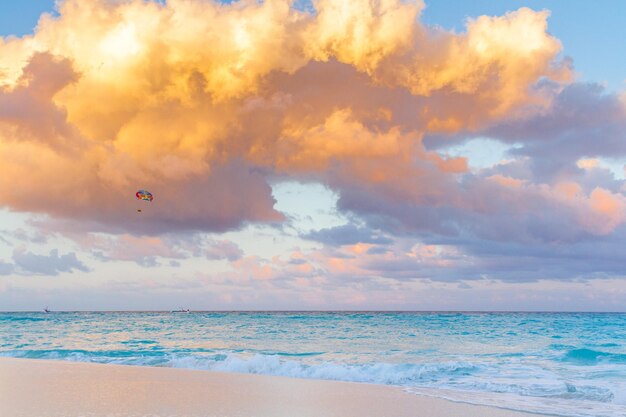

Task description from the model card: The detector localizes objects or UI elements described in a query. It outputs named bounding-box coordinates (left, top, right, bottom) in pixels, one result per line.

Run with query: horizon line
left=2, top=310, right=625, bottom=314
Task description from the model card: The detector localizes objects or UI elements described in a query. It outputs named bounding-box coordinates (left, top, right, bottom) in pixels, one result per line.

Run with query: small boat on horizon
left=171, top=308, right=190, bottom=313
left=43, top=307, right=51, bottom=313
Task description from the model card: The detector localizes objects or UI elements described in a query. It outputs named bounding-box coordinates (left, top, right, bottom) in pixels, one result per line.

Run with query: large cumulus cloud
left=3, top=0, right=623, bottom=251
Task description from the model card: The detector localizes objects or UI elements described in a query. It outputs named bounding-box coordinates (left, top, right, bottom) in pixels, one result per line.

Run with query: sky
left=0, top=0, right=625, bottom=311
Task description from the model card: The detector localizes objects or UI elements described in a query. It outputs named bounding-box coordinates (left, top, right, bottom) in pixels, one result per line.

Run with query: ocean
left=1, top=312, right=625, bottom=417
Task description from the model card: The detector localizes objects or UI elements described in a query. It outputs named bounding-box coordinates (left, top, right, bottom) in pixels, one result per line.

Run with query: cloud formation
left=1, top=0, right=625, bottom=298
left=10, top=248, right=89, bottom=276
left=0, top=0, right=578, bottom=237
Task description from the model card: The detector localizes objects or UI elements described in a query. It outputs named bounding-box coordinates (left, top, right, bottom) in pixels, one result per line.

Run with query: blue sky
left=0, top=1, right=57, bottom=36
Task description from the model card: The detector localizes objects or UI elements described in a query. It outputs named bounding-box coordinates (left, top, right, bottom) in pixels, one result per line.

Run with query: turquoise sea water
left=1, top=312, right=625, bottom=416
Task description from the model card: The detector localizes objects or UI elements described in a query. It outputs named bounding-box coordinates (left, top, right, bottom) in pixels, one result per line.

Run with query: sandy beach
left=0, top=358, right=553, bottom=417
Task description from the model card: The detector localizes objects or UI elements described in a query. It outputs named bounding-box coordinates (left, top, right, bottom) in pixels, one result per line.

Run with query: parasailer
left=136, top=189, right=153, bottom=212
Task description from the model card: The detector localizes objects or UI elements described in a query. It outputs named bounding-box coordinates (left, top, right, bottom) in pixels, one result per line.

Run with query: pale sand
left=0, top=358, right=552, bottom=417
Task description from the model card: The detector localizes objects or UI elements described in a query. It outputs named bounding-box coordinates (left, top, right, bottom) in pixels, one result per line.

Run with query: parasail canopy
left=136, top=189, right=153, bottom=202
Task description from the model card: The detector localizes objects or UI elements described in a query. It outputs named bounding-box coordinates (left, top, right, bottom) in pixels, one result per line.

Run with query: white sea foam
left=406, top=387, right=626, bottom=417
left=167, top=352, right=481, bottom=385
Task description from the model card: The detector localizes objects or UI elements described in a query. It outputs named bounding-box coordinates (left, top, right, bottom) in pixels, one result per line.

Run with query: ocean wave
left=169, top=353, right=481, bottom=386
left=2, top=348, right=626, bottom=416
left=0, top=349, right=616, bottom=402
left=562, top=349, right=626, bottom=365
left=0, top=349, right=478, bottom=385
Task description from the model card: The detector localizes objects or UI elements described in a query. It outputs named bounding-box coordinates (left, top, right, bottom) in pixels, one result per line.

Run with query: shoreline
left=0, top=357, right=553, bottom=417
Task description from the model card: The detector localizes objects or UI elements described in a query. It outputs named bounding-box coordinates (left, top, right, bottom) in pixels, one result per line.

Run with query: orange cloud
left=303, top=0, right=422, bottom=72
left=487, top=174, right=526, bottom=188
left=0, top=0, right=573, bottom=234
left=584, top=188, right=626, bottom=234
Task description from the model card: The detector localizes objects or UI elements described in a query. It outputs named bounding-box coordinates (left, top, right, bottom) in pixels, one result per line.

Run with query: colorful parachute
left=136, top=189, right=153, bottom=202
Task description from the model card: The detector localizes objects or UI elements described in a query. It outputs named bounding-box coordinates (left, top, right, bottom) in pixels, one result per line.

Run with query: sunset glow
left=0, top=0, right=625, bottom=311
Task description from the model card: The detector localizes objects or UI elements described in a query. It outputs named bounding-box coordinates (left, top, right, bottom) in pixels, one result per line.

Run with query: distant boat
left=171, top=308, right=190, bottom=313
left=43, top=307, right=51, bottom=313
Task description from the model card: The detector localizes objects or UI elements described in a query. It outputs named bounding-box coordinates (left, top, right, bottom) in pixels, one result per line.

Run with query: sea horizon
left=4, top=309, right=626, bottom=313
